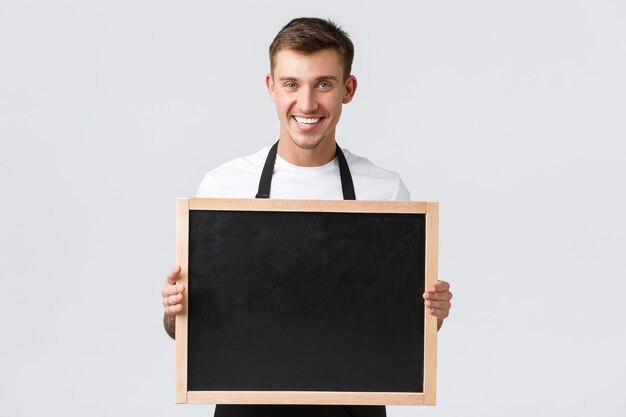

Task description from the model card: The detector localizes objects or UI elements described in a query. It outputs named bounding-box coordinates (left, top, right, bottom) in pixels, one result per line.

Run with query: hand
left=423, top=280, right=452, bottom=328
left=162, top=265, right=185, bottom=316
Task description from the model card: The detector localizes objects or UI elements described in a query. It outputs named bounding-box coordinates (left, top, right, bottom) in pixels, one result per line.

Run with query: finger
left=161, top=283, right=185, bottom=298
left=166, top=265, right=182, bottom=285
left=428, top=280, right=450, bottom=293
left=423, top=290, right=453, bottom=301
left=425, top=299, right=451, bottom=311
left=427, top=306, right=449, bottom=319
left=165, top=303, right=183, bottom=316
left=162, top=293, right=184, bottom=308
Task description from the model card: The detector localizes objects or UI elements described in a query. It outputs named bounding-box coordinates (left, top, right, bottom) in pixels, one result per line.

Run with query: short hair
left=269, top=17, right=355, bottom=80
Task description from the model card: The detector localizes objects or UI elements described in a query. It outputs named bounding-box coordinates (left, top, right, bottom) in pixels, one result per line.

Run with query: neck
left=277, top=137, right=337, bottom=167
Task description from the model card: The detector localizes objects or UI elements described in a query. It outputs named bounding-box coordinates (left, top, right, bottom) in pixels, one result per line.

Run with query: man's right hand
left=162, top=265, right=185, bottom=338
left=162, top=265, right=185, bottom=315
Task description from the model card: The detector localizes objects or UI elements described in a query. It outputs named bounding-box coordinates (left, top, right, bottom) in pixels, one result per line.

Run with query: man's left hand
left=423, top=280, right=452, bottom=329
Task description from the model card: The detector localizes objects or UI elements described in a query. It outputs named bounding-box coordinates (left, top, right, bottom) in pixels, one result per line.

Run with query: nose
left=297, top=86, right=318, bottom=114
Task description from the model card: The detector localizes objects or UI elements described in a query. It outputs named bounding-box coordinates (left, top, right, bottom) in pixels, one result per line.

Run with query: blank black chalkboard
left=175, top=199, right=438, bottom=406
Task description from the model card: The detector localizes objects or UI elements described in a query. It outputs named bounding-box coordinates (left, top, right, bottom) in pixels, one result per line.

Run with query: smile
left=293, top=116, right=322, bottom=125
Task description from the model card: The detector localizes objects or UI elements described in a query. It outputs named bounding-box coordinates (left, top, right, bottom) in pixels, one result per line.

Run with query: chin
left=289, top=134, right=327, bottom=150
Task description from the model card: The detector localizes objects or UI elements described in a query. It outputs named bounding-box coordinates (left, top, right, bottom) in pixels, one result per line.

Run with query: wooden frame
left=175, top=198, right=438, bottom=405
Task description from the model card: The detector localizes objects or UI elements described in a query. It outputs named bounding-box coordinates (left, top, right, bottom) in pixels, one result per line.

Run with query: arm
left=162, top=265, right=185, bottom=339
left=423, top=280, right=453, bottom=331
left=163, top=312, right=176, bottom=339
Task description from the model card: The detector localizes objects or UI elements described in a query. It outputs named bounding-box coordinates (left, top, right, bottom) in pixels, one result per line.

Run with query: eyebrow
left=278, top=75, right=340, bottom=82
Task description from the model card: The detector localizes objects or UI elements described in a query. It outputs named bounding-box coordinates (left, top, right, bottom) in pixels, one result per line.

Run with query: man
left=162, top=17, right=452, bottom=417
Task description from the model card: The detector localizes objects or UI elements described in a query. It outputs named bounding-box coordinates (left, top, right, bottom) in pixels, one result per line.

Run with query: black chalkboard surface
left=175, top=199, right=438, bottom=406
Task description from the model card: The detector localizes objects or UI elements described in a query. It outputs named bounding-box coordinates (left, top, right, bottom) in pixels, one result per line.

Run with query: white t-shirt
left=196, top=146, right=410, bottom=201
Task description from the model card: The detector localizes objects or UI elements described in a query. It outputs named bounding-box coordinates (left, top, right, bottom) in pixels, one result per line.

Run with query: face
left=266, top=48, right=357, bottom=154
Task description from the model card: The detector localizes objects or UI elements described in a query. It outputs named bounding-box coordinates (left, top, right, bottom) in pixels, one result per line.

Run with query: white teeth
left=294, top=116, right=321, bottom=124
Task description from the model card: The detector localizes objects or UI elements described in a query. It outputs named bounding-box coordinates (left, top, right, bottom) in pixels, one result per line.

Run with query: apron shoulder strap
left=335, top=145, right=355, bottom=200
left=255, top=141, right=279, bottom=199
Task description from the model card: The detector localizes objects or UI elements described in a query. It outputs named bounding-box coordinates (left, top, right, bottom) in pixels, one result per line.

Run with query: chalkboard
left=175, top=199, right=438, bottom=406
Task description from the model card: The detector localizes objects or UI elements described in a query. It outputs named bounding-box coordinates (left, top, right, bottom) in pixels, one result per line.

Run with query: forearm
left=163, top=313, right=176, bottom=339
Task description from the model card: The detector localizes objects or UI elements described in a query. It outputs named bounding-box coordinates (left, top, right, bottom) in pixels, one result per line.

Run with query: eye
left=284, top=82, right=297, bottom=89
left=318, top=81, right=332, bottom=89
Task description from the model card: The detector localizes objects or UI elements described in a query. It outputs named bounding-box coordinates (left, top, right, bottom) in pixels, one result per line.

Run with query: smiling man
left=162, top=17, right=452, bottom=417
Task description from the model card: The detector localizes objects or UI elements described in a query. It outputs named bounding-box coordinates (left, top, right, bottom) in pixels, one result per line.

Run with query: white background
left=1, top=1, right=625, bottom=416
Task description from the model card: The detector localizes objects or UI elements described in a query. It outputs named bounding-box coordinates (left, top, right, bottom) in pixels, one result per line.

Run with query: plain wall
left=1, top=1, right=624, bottom=416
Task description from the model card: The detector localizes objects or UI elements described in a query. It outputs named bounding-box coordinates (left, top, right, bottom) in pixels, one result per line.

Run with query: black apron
left=215, top=142, right=385, bottom=417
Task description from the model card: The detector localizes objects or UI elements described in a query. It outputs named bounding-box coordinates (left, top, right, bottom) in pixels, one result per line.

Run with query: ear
left=265, top=73, right=276, bottom=102
left=342, top=75, right=358, bottom=104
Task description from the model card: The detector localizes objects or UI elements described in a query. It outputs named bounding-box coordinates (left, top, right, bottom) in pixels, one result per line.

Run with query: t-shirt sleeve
left=195, top=173, right=218, bottom=198
left=394, top=177, right=412, bottom=201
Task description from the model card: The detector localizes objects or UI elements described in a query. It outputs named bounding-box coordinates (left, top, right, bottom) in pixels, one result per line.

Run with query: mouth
left=293, top=116, right=323, bottom=126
